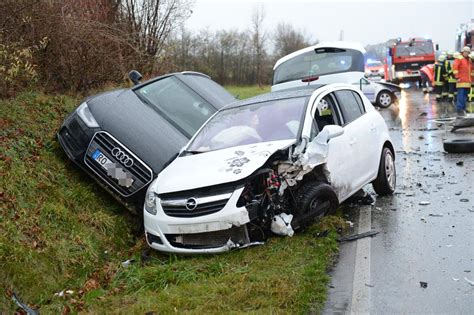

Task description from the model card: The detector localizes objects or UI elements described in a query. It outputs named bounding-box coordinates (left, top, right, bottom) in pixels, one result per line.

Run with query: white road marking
left=350, top=206, right=372, bottom=314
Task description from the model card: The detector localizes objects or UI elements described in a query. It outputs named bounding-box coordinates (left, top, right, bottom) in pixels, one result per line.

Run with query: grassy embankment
left=0, top=85, right=345, bottom=314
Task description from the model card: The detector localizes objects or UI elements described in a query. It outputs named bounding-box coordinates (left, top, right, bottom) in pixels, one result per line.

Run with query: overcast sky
left=185, top=0, right=473, bottom=51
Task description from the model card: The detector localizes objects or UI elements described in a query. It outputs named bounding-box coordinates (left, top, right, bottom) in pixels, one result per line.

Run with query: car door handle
left=370, top=124, right=377, bottom=131
left=349, top=138, right=356, bottom=145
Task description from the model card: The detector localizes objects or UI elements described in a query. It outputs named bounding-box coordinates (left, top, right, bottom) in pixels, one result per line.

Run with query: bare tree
left=273, top=22, right=312, bottom=59
left=251, top=4, right=267, bottom=87
left=120, top=0, right=193, bottom=72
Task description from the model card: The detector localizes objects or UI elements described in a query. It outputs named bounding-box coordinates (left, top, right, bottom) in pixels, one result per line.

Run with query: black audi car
left=58, top=71, right=236, bottom=212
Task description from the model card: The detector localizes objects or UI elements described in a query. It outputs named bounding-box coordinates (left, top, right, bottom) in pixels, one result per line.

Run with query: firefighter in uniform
left=469, top=52, right=474, bottom=103
left=444, top=51, right=457, bottom=103
left=433, top=54, right=446, bottom=101
left=453, top=46, right=473, bottom=116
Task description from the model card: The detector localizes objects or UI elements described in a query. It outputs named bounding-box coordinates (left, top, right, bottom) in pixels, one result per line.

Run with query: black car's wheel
left=293, top=182, right=338, bottom=230
left=376, top=90, right=393, bottom=108
left=443, top=139, right=474, bottom=153
left=372, top=147, right=396, bottom=195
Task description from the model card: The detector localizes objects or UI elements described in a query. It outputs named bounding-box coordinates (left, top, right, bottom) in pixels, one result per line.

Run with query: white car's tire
left=372, top=148, right=396, bottom=195
left=293, top=182, right=338, bottom=230
left=376, top=91, right=393, bottom=108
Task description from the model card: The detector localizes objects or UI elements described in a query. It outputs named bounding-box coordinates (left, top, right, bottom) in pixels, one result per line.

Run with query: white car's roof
left=273, top=41, right=367, bottom=70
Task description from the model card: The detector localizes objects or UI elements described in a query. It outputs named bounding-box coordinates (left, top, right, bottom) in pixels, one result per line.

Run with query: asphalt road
left=323, top=87, right=474, bottom=314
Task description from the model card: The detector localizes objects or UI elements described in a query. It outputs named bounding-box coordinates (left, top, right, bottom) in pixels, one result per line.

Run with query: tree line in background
left=0, top=0, right=314, bottom=98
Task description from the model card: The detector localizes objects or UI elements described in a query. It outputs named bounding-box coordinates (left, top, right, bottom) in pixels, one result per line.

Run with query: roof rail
left=180, top=71, right=211, bottom=79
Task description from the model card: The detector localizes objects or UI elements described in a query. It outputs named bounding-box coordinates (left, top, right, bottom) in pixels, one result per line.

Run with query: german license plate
left=92, top=149, right=134, bottom=188
left=92, top=149, right=115, bottom=171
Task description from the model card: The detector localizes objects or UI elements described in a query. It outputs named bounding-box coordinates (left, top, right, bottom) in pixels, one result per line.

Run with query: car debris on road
left=338, top=230, right=380, bottom=242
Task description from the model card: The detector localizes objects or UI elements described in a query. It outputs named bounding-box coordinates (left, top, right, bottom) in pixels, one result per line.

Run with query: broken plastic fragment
left=54, top=290, right=74, bottom=297
left=121, top=259, right=135, bottom=268
left=464, top=277, right=474, bottom=286
left=10, top=292, right=39, bottom=315
left=270, top=213, right=294, bottom=237
left=338, top=230, right=379, bottom=242
left=419, top=201, right=430, bottom=205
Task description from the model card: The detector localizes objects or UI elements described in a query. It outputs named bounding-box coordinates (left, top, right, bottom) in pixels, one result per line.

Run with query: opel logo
left=111, top=147, right=134, bottom=167
left=185, top=198, right=198, bottom=211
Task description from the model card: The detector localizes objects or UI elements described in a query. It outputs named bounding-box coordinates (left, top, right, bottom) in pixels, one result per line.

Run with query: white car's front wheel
left=376, top=91, right=393, bottom=108
left=372, top=148, right=396, bottom=195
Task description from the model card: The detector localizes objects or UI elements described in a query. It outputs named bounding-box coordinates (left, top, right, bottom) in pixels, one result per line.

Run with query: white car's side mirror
left=322, top=125, right=344, bottom=140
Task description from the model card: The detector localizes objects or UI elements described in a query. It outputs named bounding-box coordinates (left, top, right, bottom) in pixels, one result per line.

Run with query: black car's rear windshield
left=135, top=76, right=217, bottom=137
left=273, top=48, right=364, bottom=85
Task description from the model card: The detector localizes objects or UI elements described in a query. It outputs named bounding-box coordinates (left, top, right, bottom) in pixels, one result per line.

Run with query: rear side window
left=334, top=90, right=364, bottom=124
left=352, top=91, right=366, bottom=113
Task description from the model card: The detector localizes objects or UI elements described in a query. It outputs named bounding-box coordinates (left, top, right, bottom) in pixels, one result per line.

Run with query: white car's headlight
left=145, top=188, right=157, bottom=215
left=76, top=102, right=99, bottom=128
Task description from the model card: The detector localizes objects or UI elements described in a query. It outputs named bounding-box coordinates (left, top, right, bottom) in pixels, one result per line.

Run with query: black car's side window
left=334, top=90, right=364, bottom=124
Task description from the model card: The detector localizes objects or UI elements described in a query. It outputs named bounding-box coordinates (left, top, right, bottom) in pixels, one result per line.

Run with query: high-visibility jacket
left=420, top=64, right=434, bottom=82
left=453, top=56, right=473, bottom=88
left=433, top=63, right=445, bottom=86
left=443, top=59, right=456, bottom=83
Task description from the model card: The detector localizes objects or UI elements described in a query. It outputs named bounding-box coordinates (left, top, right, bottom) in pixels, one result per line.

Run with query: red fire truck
left=455, top=20, right=474, bottom=51
left=385, top=38, right=438, bottom=83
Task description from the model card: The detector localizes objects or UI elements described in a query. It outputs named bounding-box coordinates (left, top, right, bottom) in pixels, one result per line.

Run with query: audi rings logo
left=111, top=147, right=134, bottom=167
left=185, top=198, right=198, bottom=211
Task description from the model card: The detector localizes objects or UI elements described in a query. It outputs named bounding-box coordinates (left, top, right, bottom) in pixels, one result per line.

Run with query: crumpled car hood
left=155, top=139, right=295, bottom=194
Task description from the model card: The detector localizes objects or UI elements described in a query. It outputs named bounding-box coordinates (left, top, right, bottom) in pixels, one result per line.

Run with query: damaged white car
left=144, top=84, right=396, bottom=254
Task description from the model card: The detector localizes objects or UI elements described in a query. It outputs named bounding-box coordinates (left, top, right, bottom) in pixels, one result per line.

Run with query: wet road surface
left=323, top=88, right=474, bottom=314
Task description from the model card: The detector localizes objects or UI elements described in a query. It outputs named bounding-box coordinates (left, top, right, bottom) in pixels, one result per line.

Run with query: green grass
left=1, top=87, right=343, bottom=314
left=225, top=85, right=271, bottom=99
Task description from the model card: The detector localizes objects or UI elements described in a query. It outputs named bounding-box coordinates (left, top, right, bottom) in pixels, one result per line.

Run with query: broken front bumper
left=144, top=187, right=252, bottom=254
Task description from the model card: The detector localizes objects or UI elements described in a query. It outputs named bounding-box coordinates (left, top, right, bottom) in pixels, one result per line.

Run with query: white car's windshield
left=187, top=97, right=307, bottom=153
